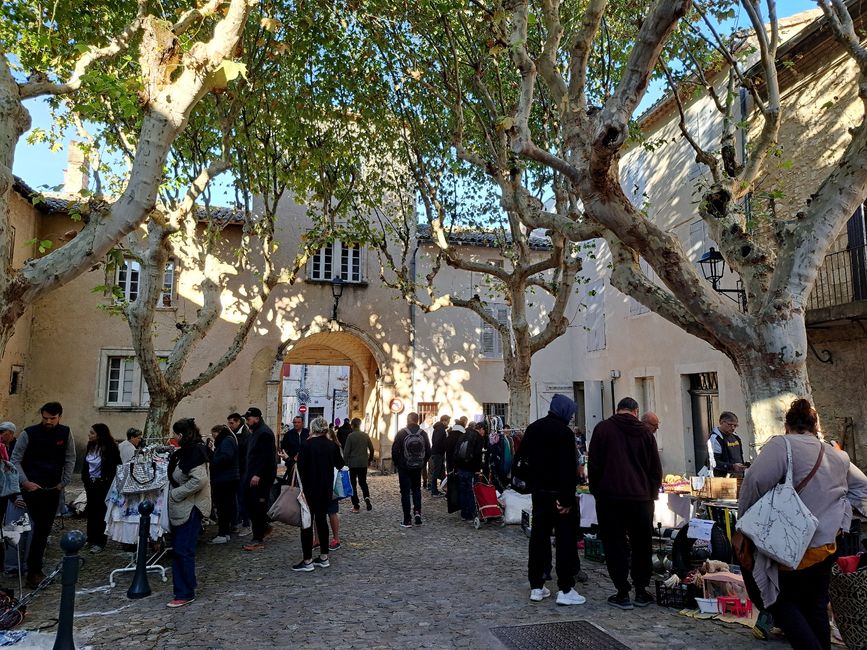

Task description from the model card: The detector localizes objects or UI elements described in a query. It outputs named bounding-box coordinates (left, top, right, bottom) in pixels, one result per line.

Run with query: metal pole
left=127, top=500, right=154, bottom=599
left=332, top=388, right=337, bottom=425
left=53, top=530, right=85, bottom=650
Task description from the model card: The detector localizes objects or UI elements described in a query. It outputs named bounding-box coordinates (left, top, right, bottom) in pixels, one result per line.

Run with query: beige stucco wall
left=0, top=191, right=39, bottom=427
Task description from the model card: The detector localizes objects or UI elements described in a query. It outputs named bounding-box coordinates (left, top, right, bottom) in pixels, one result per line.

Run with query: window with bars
left=480, top=304, right=510, bottom=358
left=417, top=401, right=439, bottom=426
left=116, top=259, right=175, bottom=306
left=309, top=241, right=364, bottom=283
left=483, top=402, right=509, bottom=422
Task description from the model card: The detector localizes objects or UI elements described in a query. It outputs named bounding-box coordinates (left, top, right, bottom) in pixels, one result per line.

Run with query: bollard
left=53, top=530, right=85, bottom=650
left=127, top=500, right=154, bottom=599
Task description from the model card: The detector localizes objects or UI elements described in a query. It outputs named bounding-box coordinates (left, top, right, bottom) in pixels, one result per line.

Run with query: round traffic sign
left=299, top=404, right=308, bottom=414
left=389, top=398, right=404, bottom=414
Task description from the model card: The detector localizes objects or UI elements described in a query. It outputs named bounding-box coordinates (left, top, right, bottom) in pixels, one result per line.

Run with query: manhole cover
left=491, top=620, right=631, bottom=650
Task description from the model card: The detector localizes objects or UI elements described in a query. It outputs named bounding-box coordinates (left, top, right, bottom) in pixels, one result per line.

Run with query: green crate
left=584, top=536, right=606, bottom=562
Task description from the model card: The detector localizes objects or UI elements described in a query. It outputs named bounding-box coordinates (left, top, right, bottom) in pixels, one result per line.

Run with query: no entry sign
left=299, top=404, right=308, bottom=414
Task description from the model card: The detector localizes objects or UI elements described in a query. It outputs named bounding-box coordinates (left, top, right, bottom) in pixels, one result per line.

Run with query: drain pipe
left=409, top=243, right=419, bottom=409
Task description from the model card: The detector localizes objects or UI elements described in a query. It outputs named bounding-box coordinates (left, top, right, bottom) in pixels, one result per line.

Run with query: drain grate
left=490, top=620, right=631, bottom=650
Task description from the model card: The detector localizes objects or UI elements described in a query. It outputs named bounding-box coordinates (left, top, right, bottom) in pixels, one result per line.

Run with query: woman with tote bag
left=738, top=399, right=867, bottom=650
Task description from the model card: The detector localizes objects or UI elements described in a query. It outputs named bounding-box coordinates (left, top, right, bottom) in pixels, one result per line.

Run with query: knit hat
left=0, top=422, right=16, bottom=434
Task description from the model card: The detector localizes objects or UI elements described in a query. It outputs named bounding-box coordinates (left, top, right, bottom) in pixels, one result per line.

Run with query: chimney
left=62, top=141, right=90, bottom=196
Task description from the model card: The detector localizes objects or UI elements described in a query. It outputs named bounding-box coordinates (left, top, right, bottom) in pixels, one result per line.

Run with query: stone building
left=3, top=6, right=865, bottom=474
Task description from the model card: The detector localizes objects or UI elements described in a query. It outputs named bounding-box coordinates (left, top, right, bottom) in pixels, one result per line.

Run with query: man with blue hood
left=517, top=393, right=586, bottom=606
left=589, top=396, right=662, bottom=611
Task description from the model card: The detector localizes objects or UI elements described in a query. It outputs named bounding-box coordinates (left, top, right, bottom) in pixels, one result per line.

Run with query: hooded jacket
left=445, top=424, right=465, bottom=472
left=516, top=394, right=578, bottom=506
left=589, top=412, right=662, bottom=501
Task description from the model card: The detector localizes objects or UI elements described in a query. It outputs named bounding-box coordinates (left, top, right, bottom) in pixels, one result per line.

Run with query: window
left=585, top=280, right=606, bottom=352
left=309, top=241, right=363, bottom=283
left=483, top=402, right=508, bottom=422
left=417, top=401, right=439, bottom=426
left=116, top=259, right=175, bottom=306
left=100, top=351, right=167, bottom=408
left=480, top=304, right=510, bottom=358
left=9, top=365, right=22, bottom=395
left=636, top=376, right=656, bottom=413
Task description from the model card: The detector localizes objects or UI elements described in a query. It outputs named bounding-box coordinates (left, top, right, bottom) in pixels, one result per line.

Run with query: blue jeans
left=458, top=470, right=476, bottom=520
left=397, top=467, right=422, bottom=523
left=171, top=507, right=202, bottom=600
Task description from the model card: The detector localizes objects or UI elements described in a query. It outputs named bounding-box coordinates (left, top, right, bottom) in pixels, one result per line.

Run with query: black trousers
left=245, top=481, right=271, bottom=542
left=300, top=508, right=330, bottom=559
left=84, top=477, right=112, bottom=548
left=528, top=492, right=578, bottom=593
left=596, top=498, right=654, bottom=594
left=349, top=468, right=370, bottom=508
left=768, top=557, right=834, bottom=650
left=22, top=488, right=61, bottom=575
left=398, top=468, right=422, bottom=522
left=212, top=480, right=239, bottom=537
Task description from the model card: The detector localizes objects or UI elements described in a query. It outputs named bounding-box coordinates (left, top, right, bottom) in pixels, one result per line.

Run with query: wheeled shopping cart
left=471, top=477, right=505, bottom=529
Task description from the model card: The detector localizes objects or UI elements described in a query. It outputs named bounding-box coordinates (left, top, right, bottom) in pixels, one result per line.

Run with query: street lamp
left=698, top=247, right=747, bottom=311
left=331, top=276, right=344, bottom=321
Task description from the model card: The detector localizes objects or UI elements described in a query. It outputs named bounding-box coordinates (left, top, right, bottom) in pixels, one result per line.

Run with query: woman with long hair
left=293, top=416, right=344, bottom=572
left=166, top=418, right=211, bottom=607
left=81, top=423, right=120, bottom=553
left=739, top=399, right=867, bottom=649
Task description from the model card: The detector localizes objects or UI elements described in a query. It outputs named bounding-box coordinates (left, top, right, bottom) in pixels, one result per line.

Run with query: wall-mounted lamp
left=331, top=276, right=345, bottom=321
left=610, top=369, right=621, bottom=379
left=698, top=247, right=747, bottom=312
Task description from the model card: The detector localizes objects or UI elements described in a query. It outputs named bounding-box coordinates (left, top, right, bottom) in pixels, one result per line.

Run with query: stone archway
left=269, top=321, right=391, bottom=459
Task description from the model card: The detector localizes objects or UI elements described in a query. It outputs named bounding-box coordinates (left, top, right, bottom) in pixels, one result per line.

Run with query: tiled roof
left=416, top=223, right=553, bottom=251
left=12, top=176, right=245, bottom=224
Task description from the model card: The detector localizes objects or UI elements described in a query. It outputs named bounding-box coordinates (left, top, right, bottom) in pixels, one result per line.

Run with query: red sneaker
left=166, top=598, right=195, bottom=608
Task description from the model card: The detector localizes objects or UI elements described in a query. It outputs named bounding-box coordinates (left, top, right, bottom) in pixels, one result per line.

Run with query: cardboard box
left=692, top=477, right=738, bottom=500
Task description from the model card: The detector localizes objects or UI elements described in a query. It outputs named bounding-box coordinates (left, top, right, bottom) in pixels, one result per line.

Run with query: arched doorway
left=271, top=325, right=389, bottom=460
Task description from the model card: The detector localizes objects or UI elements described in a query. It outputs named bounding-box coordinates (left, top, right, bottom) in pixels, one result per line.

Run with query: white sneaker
left=208, top=535, right=230, bottom=545
left=235, top=527, right=252, bottom=537
left=556, top=589, right=586, bottom=605
left=529, top=587, right=551, bottom=602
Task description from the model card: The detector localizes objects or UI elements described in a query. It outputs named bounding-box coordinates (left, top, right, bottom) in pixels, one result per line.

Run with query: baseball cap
left=243, top=407, right=262, bottom=418
left=0, top=422, right=15, bottom=434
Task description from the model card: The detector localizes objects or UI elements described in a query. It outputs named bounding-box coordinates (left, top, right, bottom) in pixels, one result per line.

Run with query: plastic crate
left=655, top=579, right=700, bottom=609
left=584, top=535, right=605, bottom=562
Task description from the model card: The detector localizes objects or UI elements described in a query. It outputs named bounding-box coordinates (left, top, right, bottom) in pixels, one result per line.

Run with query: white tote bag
left=735, top=436, right=819, bottom=569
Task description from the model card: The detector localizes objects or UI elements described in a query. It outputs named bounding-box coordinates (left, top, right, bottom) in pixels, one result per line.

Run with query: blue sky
left=12, top=1, right=820, bottom=195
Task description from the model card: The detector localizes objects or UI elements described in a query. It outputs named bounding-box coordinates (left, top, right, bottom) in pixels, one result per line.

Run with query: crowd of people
left=2, top=392, right=867, bottom=648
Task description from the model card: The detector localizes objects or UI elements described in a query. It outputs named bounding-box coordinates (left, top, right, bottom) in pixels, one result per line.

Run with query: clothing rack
left=105, top=448, right=172, bottom=588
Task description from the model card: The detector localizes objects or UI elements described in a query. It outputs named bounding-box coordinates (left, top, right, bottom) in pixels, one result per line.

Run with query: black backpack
left=402, top=428, right=426, bottom=469
left=455, top=431, right=474, bottom=465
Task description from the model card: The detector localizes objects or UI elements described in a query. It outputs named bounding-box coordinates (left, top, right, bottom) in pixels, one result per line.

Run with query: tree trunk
left=143, top=393, right=182, bottom=446
left=504, top=355, right=533, bottom=430
left=731, top=315, right=812, bottom=452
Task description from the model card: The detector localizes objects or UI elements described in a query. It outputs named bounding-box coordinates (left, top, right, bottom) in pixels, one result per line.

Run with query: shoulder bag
left=120, top=450, right=169, bottom=495
left=268, top=466, right=311, bottom=528
left=735, top=437, right=824, bottom=570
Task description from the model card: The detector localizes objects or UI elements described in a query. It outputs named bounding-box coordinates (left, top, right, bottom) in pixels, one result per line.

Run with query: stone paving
left=14, top=475, right=773, bottom=649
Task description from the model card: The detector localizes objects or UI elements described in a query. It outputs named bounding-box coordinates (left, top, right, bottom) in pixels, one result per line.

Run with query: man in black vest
left=11, top=402, right=76, bottom=587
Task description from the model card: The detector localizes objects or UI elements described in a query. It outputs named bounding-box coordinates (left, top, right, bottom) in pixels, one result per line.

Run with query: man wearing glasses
left=708, top=412, right=746, bottom=477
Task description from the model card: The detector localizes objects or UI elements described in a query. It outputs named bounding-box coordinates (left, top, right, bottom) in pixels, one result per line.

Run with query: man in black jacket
left=454, top=422, right=485, bottom=521
left=589, top=397, right=663, bottom=610
left=428, top=415, right=449, bottom=496
left=241, top=407, right=277, bottom=551
left=708, top=412, right=746, bottom=477
left=227, top=412, right=252, bottom=535
left=444, top=417, right=465, bottom=474
left=279, top=415, right=309, bottom=475
left=391, top=412, right=430, bottom=528
left=517, top=394, right=585, bottom=606
left=11, top=401, right=76, bottom=587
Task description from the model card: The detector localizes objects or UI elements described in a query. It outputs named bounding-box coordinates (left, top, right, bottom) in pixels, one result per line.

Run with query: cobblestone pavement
left=16, top=476, right=772, bottom=649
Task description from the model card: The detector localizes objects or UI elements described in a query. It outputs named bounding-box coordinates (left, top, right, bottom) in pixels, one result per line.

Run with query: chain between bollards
left=127, top=500, right=154, bottom=599
left=53, top=530, right=85, bottom=650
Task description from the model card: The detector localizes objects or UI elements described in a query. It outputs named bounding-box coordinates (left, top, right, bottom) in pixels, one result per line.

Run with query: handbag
left=0, top=461, right=19, bottom=498
left=333, top=467, right=353, bottom=500
left=120, top=452, right=168, bottom=495
left=830, top=561, right=867, bottom=648
left=267, top=466, right=311, bottom=528
left=735, top=437, right=823, bottom=569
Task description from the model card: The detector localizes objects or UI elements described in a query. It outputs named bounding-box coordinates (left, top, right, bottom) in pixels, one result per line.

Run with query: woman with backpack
left=82, top=423, right=121, bottom=553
